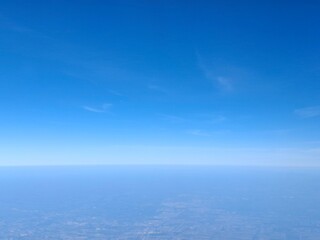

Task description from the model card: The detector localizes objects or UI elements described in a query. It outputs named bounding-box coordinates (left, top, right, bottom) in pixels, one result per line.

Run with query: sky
left=0, top=0, right=320, bottom=166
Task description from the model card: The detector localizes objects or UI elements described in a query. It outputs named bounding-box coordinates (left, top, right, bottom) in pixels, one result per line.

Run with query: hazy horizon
left=2, top=166, right=320, bottom=239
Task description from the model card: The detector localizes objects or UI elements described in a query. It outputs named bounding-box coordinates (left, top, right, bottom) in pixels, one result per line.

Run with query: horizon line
left=0, top=163, right=319, bottom=168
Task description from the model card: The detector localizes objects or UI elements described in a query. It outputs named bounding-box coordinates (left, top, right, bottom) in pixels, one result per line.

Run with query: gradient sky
left=1, top=1, right=320, bottom=166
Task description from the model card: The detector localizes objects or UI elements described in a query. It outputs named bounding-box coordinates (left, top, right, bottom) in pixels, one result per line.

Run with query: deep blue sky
left=1, top=1, right=320, bottom=166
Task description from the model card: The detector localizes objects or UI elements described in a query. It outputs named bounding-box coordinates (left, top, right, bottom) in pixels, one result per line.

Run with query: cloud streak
left=158, top=114, right=188, bottom=123
left=83, top=103, right=113, bottom=113
left=294, top=106, right=320, bottom=118
left=205, top=115, right=226, bottom=124
left=186, top=129, right=211, bottom=137
left=197, top=58, right=235, bottom=92
left=148, top=84, right=171, bottom=95
left=216, top=76, right=234, bottom=92
left=159, top=113, right=227, bottom=125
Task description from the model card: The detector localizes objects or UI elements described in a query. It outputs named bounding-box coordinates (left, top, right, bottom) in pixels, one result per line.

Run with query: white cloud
left=159, top=113, right=226, bottom=125
left=158, top=113, right=187, bottom=123
left=186, top=129, right=211, bottom=137
left=294, top=106, right=320, bottom=118
left=206, top=115, right=226, bottom=124
left=83, top=103, right=113, bottom=113
left=216, top=76, right=234, bottom=91
left=148, top=84, right=170, bottom=95
left=108, top=90, right=124, bottom=96
left=197, top=55, right=235, bottom=92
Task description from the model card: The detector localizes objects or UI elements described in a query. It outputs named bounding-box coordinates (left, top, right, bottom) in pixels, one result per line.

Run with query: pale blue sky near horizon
left=1, top=0, right=320, bottom=166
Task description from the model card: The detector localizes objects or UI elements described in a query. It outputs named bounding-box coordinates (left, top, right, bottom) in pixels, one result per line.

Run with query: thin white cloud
left=108, top=90, right=124, bottom=96
left=159, top=113, right=226, bottom=125
left=186, top=129, right=211, bottom=137
left=294, top=106, right=320, bottom=118
left=0, top=15, right=32, bottom=33
left=0, top=15, right=52, bottom=40
left=206, top=115, right=226, bottom=124
left=83, top=103, right=113, bottom=113
left=303, top=141, right=320, bottom=145
left=261, top=129, right=293, bottom=134
left=158, top=113, right=188, bottom=123
left=148, top=84, right=170, bottom=95
left=216, top=76, right=234, bottom=91
left=197, top=56, right=235, bottom=92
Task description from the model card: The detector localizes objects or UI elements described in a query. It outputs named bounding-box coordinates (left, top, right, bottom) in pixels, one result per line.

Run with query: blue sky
left=1, top=1, right=320, bottom=166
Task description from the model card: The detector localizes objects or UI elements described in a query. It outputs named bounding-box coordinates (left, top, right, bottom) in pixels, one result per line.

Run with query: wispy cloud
left=83, top=103, right=113, bottom=113
left=159, top=113, right=226, bottom=125
left=148, top=84, right=170, bottom=95
left=0, top=15, right=52, bottom=40
left=216, top=76, right=234, bottom=92
left=294, top=106, right=320, bottom=118
left=200, top=67, right=235, bottom=92
left=186, top=128, right=231, bottom=137
left=0, top=15, right=32, bottom=33
left=205, top=115, right=226, bottom=124
left=262, top=129, right=293, bottom=135
left=197, top=54, right=235, bottom=92
left=158, top=114, right=188, bottom=123
left=186, top=129, right=211, bottom=137
left=108, top=89, right=124, bottom=97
